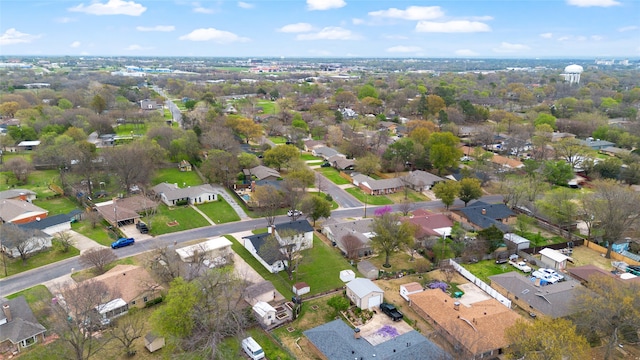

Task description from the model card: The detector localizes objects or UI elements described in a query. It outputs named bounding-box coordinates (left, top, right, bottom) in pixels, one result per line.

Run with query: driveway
left=358, top=311, right=414, bottom=346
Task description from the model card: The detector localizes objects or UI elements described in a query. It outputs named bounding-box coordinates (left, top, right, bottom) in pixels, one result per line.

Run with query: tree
left=572, top=274, right=640, bottom=360
left=428, top=132, right=462, bottom=175
left=354, top=153, right=381, bottom=176
left=282, top=177, right=306, bottom=220
left=252, top=185, right=283, bottom=227
left=505, top=317, right=589, bottom=360
left=458, top=178, right=482, bottom=206
left=432, top=181, right=460, bottom=210
left=54, top=231, right=75, bottom=253
left=263, top=144, right=299, bottom=171
left=90, top=94, right=107, bottom=114
left=0, top=101, right=20, bottom=118
left=370, top=212, right=415, bottom=268
left=534, top=113, right=557, bottom=130
left=200, top=149, right=238, bottom=186
left=50, top=280, right=117, bottom=360
left=104, top=141, right=163, bottom=194
left=536, top=187, right=577, bottom=238
left=583, top=180, right=640, bottom=258
left=79, top=248, right=117, bottom=275
left=110, top=309, right=145, bottom=357
left=225, top=115, right=263, bottom=144
left=542, top=160, right=574, bottom=186
left=151, top=277, right=199, bottom=340
left=2, top=225, right=41, bottom=264
left=299, top=195, right=331, bottom=227
left=4, top=157, right=33, bottom=185
left=552, top=138, right=591, bottom=170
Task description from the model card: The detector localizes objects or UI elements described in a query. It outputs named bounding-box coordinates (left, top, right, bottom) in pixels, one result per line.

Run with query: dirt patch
left=566, top=245, right=614, bottom=270
left=166, top=221, right=179, bottom=227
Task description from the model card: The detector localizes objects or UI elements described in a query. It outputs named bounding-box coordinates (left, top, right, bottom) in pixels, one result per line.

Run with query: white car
left=532, top=268, right=563, bottom=283
left=510, top=260, right=532, bottom=273
left=287, top=209, right=302, bottom=217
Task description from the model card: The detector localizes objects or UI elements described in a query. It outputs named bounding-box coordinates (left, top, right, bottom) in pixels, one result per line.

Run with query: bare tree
left=341, top=234, right=363, bottom=260
left=3, top=157, right=33, bottom=184
left=79, top=248, right=117, bottom=274
left=55, top=231, right=75, bottom=253
left=103, top=141, right=164, bottom=194
left=2, top=225, right=42, bottom=264
left=399, top=199, right=412, bottom=216
left=50, top=280, right=117, bottom=360
left=252, top=185, right=283, bottom=227
left=109, top=310, right=145, bottom=357
left=282, top=177, right=306, bottom=220
left=84, top=209, right=102, bottom=229
left=146, top=246, right=184, bottom=283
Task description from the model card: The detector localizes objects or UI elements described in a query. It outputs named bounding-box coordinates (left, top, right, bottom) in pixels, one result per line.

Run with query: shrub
left=327, top=295, right=349, bottom=313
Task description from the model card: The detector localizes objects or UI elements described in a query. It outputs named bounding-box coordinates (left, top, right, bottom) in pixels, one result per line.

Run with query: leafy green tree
left=534, top=113, right=557, bottom=130
left=225, top=114, right=263, bottom=144
left=90, top=94, right=107, bottom=114
left=458, top=178, right=482, bottom=206
left=357, top=84, right=378, bottom=100
left=355, top=153, right=381, bottom=176
left=327, top=295, right=350, bottom=314
left=506, top=317, right=589, bottom=360
left=184, top=99, right=197, bottom=110
left=536, top=187, right=577, bottom=238
left=57, top=98, right=73, bottom=110
left=428, top=132, right=462, bottom=175
left=594, top=157, right=623, bottom=179
left=300, top=195, right=331, bottom=227
left=370, top=212, right=415, bottom=268
left=477, top=225, right=504, bottom=252
left=263, top=144, right=299, bottom=171
left=432, top=181, right=460, bottom=210
left=542, top=160, right=574, bottom=186
left=383, top=138, right=415, bottom=171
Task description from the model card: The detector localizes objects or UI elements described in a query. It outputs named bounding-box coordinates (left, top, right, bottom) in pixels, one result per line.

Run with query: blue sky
left=1, top=0, right=638, bottom=58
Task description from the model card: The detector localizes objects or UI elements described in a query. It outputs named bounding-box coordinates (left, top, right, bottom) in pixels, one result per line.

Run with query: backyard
left=152, top=167, right=203, bottom=187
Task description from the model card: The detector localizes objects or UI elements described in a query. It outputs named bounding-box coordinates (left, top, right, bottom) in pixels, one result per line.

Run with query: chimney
left=2, top=304, right=12, bottom=323
left=481, top=208, right=487, bottom=215
left=454, top=301, right=460, bottom=311
left=19, top=192, right=26, bottom=201
left=354, top=327, right=361, bottom=339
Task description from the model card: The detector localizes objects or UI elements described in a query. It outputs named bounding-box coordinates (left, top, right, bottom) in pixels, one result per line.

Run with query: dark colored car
left=320, top=162, right=332, bottom=167
left=380, top=302, right=403, bottom=322
left=111, top=237, right=135, bottom=249
left=136, top=221, right=149, bottom=234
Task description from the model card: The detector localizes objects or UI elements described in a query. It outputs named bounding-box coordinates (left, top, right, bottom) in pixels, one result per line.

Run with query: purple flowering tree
left=374, top=205, right=393, bottom=217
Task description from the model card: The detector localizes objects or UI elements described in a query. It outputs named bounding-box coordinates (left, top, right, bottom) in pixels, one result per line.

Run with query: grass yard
left=315, top=167, right=351, bottom=185
left=307, top=191, right=339, bottom=210
left=15, top=169, right=61, bottom=198
left=33, top=196, right=79, bottom=214
left=345, top=187, right=393, bottom=205
left=461, top=260, right=514, bottom=284
left=196, top=198, right=240, bottom=224
left=269, top=136, right=288, bottom=144
left=300, top=153, right=322, bottom=161
left=0, top=244, right=80, bottom=279
left=256, top=100, right=278, bottom=114
left=366, top=251, right=431, bottom=275
left=152, top=167, right=203, bottom=186
left=386, top=189, right=429, bottom=202
left=144, top=204, right=211, bottom=235
left=114, top=123, right=147, bottom=136
left=72, top=220, right=118, bottom=246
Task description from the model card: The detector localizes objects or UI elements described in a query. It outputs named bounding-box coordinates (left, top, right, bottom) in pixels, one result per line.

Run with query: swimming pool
left=241, top=194, right=251, bottom=201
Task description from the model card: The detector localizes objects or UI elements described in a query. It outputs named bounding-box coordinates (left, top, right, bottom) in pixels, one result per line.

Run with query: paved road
left=0, top=195, right=502, bottom=297
left=152, top=85, right=182, bottom=128
left=315, top=172, right=362, bottom=208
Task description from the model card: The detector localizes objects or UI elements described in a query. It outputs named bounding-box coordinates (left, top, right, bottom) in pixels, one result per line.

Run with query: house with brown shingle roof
left=409, top=289, right=521, bottom=359
left=402, top=209, right=453, bottom=245
left=90, top=265, right=163, bottom=310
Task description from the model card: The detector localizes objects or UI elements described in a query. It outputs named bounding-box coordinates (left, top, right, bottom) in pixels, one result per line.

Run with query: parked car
left=380, top=302, right=403, bottom=322
left=111, top=237, right=135, bottom=249
left=509, top=260, right=532, bottom=273
left=136, top=221, right=149, bottom=234
left=320, top=162, right=331, bottom=167
left=287, top=209, right=303, bottom=217
left=241, top=337, right=265, bottom=360
left=532, top=268, right=563, bottom=283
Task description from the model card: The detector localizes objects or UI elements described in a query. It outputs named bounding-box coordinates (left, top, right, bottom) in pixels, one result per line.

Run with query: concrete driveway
left=358, top=311, right=414, bottom=346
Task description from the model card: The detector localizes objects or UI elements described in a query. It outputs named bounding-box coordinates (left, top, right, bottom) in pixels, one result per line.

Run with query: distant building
left=562, top=64, right=583, bottom=85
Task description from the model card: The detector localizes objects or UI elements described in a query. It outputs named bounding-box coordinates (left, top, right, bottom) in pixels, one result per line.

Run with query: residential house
left=243, top=280, right=284, bottom=306
left=178, top=160, right=192, bottom=172
left=253, top=301, right=277, bottom=328
left=402, top=209, right=453, bottom=246
left=91, top=265, right=164, bottom=312
left=352, top=173, right=404, bottom=196
left=0, top=189, right=36, bottom=202
left=404, top=170, right=445, bottom=192
left=94, top=197, right=149, bottom=227
left=144, top=333, right=165, bottom=353
left=303, top=139, right=324, bottom=152
left=0, top=296, right=47, bottom=355
left=568, top=265, right=640, bottom=285
left=600, top=146, right=631, bottom=158
left=243, top=165, right=281, bottom=182
left=450, top=201, right=516, bottom=232
left=19, top=214, right=71, bottom=236
left=16, top=141, right=40, bottom=151
left=539, top=248, right=570, bottom=270
left=489, top=273, right=582, bottom=319
left=490, top=154, right=524, bottom=170
left=409, top=289, right=521, bottom=359
left=327, top=155, right=355, bottom=171
left=357, top=260, right=379, bottom=280
left=175, top=237, right=233, bottom=267
left=378, top=121, right=398, bottom=134
left=400, top=282, right=424, bottom=301
left=0, top=199, right=48, bottom=224
left=139, top=99, right=163, bottom=110
left=304, top=319, right=450, bottom=360
left=322, top=218, right=374, bottom=258
left=0, top=224, right=52, bottom=258
left=243, top=232, right=287, bottom=273
left=151, top=182, right=218, bottom=206
left=580, top=138, right=615, bottom=150
left=312, top=146, right=340, bottom=160
left=338, top=108, right=357, bottom=119
left=345, top=278, right=384, bottom=310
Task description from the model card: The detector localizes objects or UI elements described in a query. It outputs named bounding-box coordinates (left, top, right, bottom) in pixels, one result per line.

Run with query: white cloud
left=493, top=42, right=530, bottom=53
left=416, top=20, right=491, bottom=33
left=238, top=1, right=253, bottom=9
left=540, top=32, right=553, bottom=38
left=591, top=35, right=604, bottom=41
left=619, top=25, right=638, bottom=32
left=0, top=28, right=41, bottom=45
left=369, top=6, right=444, bottom=20
left=567, top=0, right=620, bottom=7
left=277, top=23, right=313, bottom=33
left=557, top=36, right=571, bottom=41
left=455, top=49, right=479, bottom=56
left=68, top=0, right=146, bottom=16
left=192, top=2, right=216, bottom=14
left=179, top=28, right=249, bottom=43
left=125, top=44, right=153, bottom=50
left=55, top=17, right=76, bottom=23
left=296, top=27, right=360, bottom=40
left=136, top=25, right=175, bottom=32
left=386, top=45, right=422, bottom=53
left=307, top=0, right=346, bottom=11
left=70, top=41, right=81, bottom=48
left=352, top=18, right=364, bottom=25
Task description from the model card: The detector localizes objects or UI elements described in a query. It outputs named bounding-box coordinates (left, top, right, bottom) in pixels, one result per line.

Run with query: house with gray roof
left=151, top=182, right=218, bottom=206
left=0, top=224, right=52, bottom=259
left=304, top=319, right=450, bottom=360
left=345, top=278, right=383, bottom=310
left=0, top=189, right=36, bottom=202
left=489, top=272, right=583, bottom=318
left=0, top=296, right=47, bottom=354
left=312, top=146, right=340, bottom=160
left=451, top=201, right=516, bottom=232
left=0, top=200, right=48, bottom=225
left=243, top=165, right=281, bottom=181
left=579, top=138, right=615, bottom=150
left=322, top=218, right=374, bottom=258
left=327, top=155, right=355, bottom=171
left=352, top=174, right=404, bottom=196
left=404, top=170, right=444, bottom=192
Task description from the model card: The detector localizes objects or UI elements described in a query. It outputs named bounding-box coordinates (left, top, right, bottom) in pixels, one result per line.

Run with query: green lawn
left=345, top=187, right=393, bottom=205
left=315, top=167, right=351, bottom=185
left=0, top=243, right=80, bottom=279
left=300, top=153, right=322, bottom=161
left=269, top=136, right=288, bottom=144
left=72, top=220, right=119, bottom=247
left=152, top=167, right=203, bottom=186
left=33, top=196, right=79, bottom=214
left=143, top=204, right=211, bottom=235
left=247, top=327, right=295, bottom=360
left=461, top=260, right=514, bottom=284
left=114, top=123, right=147, bottom=136
left=386, top=189, right=429, bottom=202
left=256, top=100, right=278, bottom=114
left=164, top=108, right=172, bottom=119
left=197, top=198, right=240, bottom=224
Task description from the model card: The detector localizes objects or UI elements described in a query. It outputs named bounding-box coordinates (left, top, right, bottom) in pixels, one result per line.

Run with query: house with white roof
left=151, top=182, right=218, bottom=206
left=345, top=278, right=384, bottom=310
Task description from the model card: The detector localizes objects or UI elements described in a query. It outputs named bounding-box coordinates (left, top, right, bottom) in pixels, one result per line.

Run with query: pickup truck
left=380, top=303, right=403, bottom=322
left=509, top=260, right=532, bottom=273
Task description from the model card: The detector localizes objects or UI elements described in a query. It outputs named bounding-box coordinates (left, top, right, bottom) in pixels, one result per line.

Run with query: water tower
left=563, top=64, right=583, bottom=85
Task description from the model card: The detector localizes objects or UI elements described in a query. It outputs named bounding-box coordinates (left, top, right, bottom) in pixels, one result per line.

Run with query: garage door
left=368, top=295, right=381, bottom=309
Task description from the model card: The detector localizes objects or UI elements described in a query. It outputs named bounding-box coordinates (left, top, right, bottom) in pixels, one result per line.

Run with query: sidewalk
left=212, top=185, right=250, bottom=220
left=191, top=204, right=216, bottom=225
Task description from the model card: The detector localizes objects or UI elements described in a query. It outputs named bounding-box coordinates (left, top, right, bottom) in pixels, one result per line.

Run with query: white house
left=0, top=225, right=52, bottom=258
left=539, top=248, right=570, bottom=270
left=253, top=301, right=277, bottom=327
left=175, top=237, right=233, bottom=266
left=151, top=182, right=218, bottom=206
left=242, top=233, right=288, bottom=273
left=345, top=278, right=384, bottom=310
left=400, top=282, right=424, bottom=301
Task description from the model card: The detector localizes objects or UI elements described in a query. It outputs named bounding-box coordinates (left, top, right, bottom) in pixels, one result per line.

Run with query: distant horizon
left=1, top=1, right=638, bottom=58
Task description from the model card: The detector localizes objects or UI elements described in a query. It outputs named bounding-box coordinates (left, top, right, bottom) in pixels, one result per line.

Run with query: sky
left=0, top=0, right=639, bottom=59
